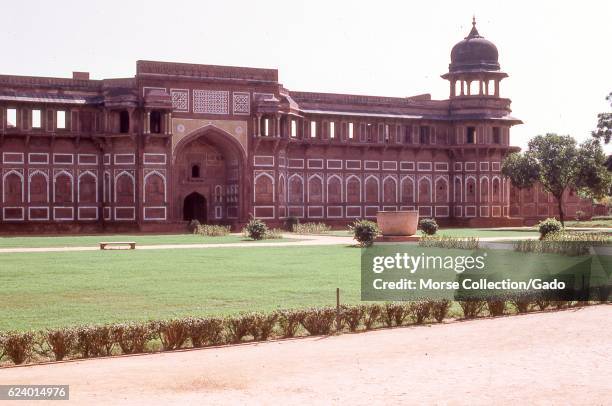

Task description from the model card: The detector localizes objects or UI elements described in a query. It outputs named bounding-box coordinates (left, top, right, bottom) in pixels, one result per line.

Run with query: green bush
left=300, top=307, right=337, bottom=335
left=0, top=331, right=34, bottom=365
left=112, top=323, right=153, bottom=354
left=419, top=218, right=439, bottom=235
left=419, top=235, right=479, bottom=250
left=431, top=300, right=451, bottom=323
left=226, top=314, right=254, bottom=343
left=195, top=224, right=231, bottom=237
left=284, top=216, right=300, bottom=231
left=538, top=218, right=562, bottom=239
left=486, top=298, right=506, bottom=316
left=42, top=328, right=77, bottom=361
left=265, top=228, right=284, bottom=239
left=363, top=304, right=382, bottom=330
left=458, top=300, right=486, bottom=319
left=509, top=294, right=533, bottom=313
left=408, top=301, right=432, bottom=324
left=245, top=218, right=268, bottom=240
left=188, top=219, right=201, bottom=233
left=75, top=325, right=114, bottom=358
left=186, top=317, right=225, bottom=347
left=293, top=222, right=331, bottom=234
left=151, top=319, right=189, bottom=351
left=342, top=305, right=365, bottom=332
left=247, top=312, right=279, bottom=341
left=277, top=310, right=304, bottom=338
left=574, top=210, right=587, bottom=221
left=349, top=219, right=379, bottom=247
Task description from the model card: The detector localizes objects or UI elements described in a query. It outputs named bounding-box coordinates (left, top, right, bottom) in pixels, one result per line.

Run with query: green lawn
left=0, top=246, right=360, bottom=330
left=0, top=234, right=295, bottom=249
left=565, top=219, right=612, bottom=228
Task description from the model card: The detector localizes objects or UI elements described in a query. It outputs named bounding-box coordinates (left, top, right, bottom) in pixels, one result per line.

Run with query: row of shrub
left=514, top=230, right=610, bottom=256
left=2, top=298, right=609, bottom=367
left=292, top=222, right=332, bottom=234
left=242, top=218, right=283, bottom=240
left=419, top=235, right=480, bottom=250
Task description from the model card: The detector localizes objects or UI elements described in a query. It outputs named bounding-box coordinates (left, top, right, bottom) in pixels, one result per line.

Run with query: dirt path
left=2, top=306, right=610, bottom=405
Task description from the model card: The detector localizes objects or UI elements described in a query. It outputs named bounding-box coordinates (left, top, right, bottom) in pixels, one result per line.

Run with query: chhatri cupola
left=442, top=18, right=508, bottom=98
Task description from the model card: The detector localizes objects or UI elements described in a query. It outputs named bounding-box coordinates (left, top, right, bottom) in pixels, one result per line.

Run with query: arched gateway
left=173, top=126, right=247, bottom=226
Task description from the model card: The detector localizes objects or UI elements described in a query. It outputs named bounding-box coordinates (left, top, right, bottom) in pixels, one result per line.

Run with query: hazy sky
left=2, top=0, right=611, bottom=152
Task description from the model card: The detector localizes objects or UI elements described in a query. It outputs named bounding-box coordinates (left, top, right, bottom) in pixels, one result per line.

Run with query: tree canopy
left=502, top=134, right=612, bottom=225
left=592, top=92, right=612, bottom=144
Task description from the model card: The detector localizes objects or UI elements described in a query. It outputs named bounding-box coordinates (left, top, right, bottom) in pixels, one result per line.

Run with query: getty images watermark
left=361, top=244, right=610, bottom=301
left=370, top=252, right=566, bottom=292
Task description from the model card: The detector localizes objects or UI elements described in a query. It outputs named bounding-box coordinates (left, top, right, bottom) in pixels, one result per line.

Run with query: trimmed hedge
left=0, top=300, right=605, bottom=367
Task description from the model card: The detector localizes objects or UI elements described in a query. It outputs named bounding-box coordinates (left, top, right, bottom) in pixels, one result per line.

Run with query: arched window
left=191, top=165, right=200, bottom=179
left=150, top=111, right=162, bottom=134
left=119, top=111, right=130, bottom=133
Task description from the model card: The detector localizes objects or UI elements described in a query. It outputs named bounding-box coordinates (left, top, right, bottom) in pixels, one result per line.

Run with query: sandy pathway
left=1, top=306, right=610, bottom=405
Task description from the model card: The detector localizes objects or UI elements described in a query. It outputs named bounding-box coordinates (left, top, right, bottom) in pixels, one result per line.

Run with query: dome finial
left=466, top=15, right=482, bottom=39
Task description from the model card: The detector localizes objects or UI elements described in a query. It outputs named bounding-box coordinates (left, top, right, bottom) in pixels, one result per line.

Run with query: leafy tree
left=502, top=134, right=612, bottom=225
left=592, top=92, right=612, bottom=143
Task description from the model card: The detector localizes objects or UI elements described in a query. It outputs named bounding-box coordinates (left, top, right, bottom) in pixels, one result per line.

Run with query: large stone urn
left=376, top=210, right=420, bottom=241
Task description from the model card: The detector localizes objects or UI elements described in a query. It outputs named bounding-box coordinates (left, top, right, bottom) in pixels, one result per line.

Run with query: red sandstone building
left=0, top=21, right=593, bottom=232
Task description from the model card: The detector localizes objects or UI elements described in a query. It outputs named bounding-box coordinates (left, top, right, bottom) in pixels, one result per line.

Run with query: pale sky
left=2, top=0, right=611, bottom=152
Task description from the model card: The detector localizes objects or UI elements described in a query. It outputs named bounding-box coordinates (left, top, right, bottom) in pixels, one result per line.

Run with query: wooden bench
left=99, top=241, right=136, bottom=250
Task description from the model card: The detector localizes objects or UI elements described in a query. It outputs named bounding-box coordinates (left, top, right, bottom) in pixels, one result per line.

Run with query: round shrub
left=349, top=219, right=379, bottom=247
left=246, top=218, right=268, bottom=240
left=284, top=216, right=300, bottom=231
left=419, top=218, right=439, bottom=235
left=188, top=219, right=201, bottom=233
left=538, top=217, right=562, bottom=239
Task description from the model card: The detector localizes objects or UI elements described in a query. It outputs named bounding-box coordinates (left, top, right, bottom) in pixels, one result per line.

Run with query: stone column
left=256, top=114, right=262, bottom=137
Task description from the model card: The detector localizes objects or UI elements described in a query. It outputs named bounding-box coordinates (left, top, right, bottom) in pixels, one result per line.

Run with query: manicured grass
left=0, top=245, right=361, bottom=330
left=327, top=228, right=540, bottom=238
left=435, top=228, right=539, bottom=238
left=0, top=234, right=296, bottom=249
left=1, top=243, right=608, bottom=331
left=565, top=219, right=612, bottom=228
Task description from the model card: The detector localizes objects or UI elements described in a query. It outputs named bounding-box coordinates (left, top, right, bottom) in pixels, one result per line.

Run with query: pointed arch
left=382, top=175, right=397, bottom=203
left=400, top=176, right=415, bottom=204
left=254, top=172, right=275, bottom=204
left=28, top=170, right=49, bottom=203
left=143, top=170, right=166, bottom=204
left=454, top=176, right=462, bottom=203
left=307, top=174, right=324, bottom=203
left=78, top=170, right=98, bottom=204
left=278, top=173, right=287, bottom=204
left=434, top=176, right=449, bottom=203
left=345, top=175, right=361, bottom=204
left=418, top=176, right=432, bottom=203
left=54, top=170, right=74, bottom=203
left=364, top=175, right=379, bottom=203
left=327, top=174, right=343, bottom=204
left=3, top=170, right=24, bottom=204
left=114, top=171, right=135, bottom=204
left=492, top=176, right=501, bottom=203
left=465, top=175, right=477, bottom=203
left=288, top=173, right=304, bottom=204
left=480, top=176, right=489, bottom=203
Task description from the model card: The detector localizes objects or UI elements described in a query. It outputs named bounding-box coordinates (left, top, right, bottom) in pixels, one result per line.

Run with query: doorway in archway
left=183, top=192, right=207, bottom=223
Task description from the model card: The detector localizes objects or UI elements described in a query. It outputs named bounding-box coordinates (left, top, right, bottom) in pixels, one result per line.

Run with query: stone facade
left=0, top=21, right=590, bottom=233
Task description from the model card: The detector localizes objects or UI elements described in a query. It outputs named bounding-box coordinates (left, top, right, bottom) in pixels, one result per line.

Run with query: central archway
left=183, top=192, right=207, bottom=223
left=173, top=125, right=247, bottom=225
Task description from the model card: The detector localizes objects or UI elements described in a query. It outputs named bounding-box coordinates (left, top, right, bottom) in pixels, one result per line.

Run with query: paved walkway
left=0, top=234, right=355, bottom=254
left=1, top=305, right=609, bottom=405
